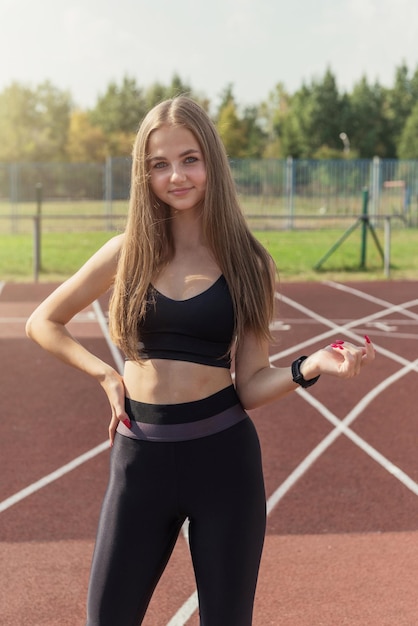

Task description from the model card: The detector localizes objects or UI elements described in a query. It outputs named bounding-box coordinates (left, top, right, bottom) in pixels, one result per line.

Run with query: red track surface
left=1, top=280, right=418, bottom=625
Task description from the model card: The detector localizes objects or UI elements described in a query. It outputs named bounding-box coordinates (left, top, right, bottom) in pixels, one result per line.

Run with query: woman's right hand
left=99, top=367, right=131, bottom=447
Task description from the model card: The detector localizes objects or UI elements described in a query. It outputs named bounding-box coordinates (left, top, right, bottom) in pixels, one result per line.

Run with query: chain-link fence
left=1, top=157, right=417, bottom=234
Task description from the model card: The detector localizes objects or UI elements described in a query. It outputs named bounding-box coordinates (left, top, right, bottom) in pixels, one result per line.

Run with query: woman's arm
left=26, top=234, right=130, bottom=443
left=234, top=330, right=375, bottom=410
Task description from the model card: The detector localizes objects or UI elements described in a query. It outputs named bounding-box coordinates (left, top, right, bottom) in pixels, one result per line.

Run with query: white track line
left=267, top=358, right=418, bottom=515
left=91, top=299, right=125, bottom=374
left=0, top=441, right=108, bottom=513
left=166, top=591, right=199, bottom=626
left=0, top=299, right=115, bottom=514
left=275, top=292, right=418, bottom=370
left=323, top=280, right=418, bottom=322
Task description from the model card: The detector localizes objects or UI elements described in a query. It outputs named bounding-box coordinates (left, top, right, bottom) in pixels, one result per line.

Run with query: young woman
left=26, top=96, right=375, bottom=626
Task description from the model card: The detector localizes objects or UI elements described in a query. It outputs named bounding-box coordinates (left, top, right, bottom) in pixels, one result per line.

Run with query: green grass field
left=1, top=227, right=417, bottom=283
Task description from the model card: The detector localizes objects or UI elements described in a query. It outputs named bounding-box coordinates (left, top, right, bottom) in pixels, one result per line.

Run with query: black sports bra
left=137, top=275, right=235, bottom=368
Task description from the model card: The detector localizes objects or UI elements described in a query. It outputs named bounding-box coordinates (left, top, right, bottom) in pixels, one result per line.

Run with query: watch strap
left=291, top=356, right=320, bottom=388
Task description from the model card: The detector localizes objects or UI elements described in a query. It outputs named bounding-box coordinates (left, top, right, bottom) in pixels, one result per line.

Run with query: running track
left=1, top=280, right=418, bottom=625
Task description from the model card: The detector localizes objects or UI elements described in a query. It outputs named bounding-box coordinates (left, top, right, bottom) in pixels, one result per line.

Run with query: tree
left=215, top=87, right=249, bottom=158
left=216, top=100, right=247, bottom=157
left=33, top=81, right=72, bottom=160
left=0, top=81, right=71, bottom=161
left=143, top=74, right=195, bottom=110
left=240, top=106, right=267, bottom=158
left=305, top=69, right=347, bottom=155
left=259, top=83, right=291, bottom=158
left=398, top=101, right=418, bottom=158
left=0, top=83, right=36, bottom=161
left=279, top=84, right=312, bottom=158
left=90, top=75, right=146, bottom=135
left=386, top=62, right=418, bottom=156
left=346, top=77, right=390, bottom=157
left=66, top=111, right=108, bottom=162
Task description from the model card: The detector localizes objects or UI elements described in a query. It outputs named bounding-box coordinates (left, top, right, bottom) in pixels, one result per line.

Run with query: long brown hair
left=108, top=96, right=276, bottom=360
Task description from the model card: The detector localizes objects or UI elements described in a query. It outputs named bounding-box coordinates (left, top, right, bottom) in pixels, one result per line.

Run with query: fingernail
left=364, top=335, right=371, bottom=344
left=123, top=418, right=132, bottom=429
left=331, top=344, right=344, bottom=349
left=334, top=340, right=345, bottom=344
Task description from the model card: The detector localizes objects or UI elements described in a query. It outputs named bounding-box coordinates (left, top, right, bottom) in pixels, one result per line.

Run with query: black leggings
left=86, top=408, right=266, bottom=625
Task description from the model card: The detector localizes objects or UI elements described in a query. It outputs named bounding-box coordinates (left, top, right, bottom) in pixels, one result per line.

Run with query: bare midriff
left=123, top=359, right=233, bottom=404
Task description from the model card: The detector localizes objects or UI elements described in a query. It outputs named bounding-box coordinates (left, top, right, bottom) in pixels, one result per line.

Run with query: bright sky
left=2, top=0, right=417, bottom=109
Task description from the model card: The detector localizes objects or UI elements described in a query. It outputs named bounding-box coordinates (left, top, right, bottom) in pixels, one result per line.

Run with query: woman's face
left=147, top=124, right=207, bottom=213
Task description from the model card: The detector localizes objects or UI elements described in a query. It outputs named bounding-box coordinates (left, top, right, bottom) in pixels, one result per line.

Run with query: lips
left=169, top=187, right=192, bottom=196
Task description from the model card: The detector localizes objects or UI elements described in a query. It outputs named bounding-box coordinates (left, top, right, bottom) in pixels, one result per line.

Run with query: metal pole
left=105, top=156, right=113, bottom=231
left=384, top=217, right=391, bottom=278
left=33, top=216, right=40, bottom=282
left=285, top=156, right=294, bottom=230
left=360, top=188, right=369, bottom=269
left=33, top=183, right=42, bottom=281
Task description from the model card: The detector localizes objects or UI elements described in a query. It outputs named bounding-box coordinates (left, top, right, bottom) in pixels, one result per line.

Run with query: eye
left=153, top=161, right=167, bottom=169
left=184, top=156, right=198, bottom=164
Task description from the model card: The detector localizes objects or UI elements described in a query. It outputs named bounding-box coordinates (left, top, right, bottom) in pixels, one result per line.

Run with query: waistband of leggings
left=117, top=385, right=247, bottom=442
left=124, top=384, right=239, bottom=424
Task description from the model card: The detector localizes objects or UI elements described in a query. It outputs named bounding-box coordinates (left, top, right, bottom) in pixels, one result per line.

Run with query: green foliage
left=216, top=97, right=248, bottom=158
left=2, top=63, right=418, bottom=162
left=0, top=81, right=71, bottom=161
left=346, top=77, right=390, bottom=157
left=398, top=102, right=418, bottom=158
left=386, top=63, right=418, bottom=152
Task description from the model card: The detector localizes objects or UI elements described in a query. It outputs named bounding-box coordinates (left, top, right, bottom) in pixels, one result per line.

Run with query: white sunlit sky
left=1, top=0, right=418, bottom=109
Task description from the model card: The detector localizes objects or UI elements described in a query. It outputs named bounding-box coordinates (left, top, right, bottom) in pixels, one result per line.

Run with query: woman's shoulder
left=103, top=232, right=125, bottom=254
left=73, top=233, right=125, bottom=280
left=91, top=233, right=125, bottom=264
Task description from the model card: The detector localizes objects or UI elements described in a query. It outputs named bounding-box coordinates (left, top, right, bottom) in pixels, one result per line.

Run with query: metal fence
left=1, top=157, right=417, bottom=234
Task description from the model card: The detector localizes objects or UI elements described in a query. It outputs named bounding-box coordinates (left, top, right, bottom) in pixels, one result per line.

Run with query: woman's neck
left=170, top=208, right=205, bottom=251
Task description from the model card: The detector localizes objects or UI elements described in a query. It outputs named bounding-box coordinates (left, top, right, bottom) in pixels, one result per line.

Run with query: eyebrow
left=147, top=148, right=201, bottom=162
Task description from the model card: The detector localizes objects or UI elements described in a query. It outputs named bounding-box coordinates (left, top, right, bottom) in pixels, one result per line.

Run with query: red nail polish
left=331, top=344, right=344, bottom=349
left=364, top=335, right=371, bottom=344
left=123, top=418, right=132, bottom=429
left=334, top=340, right=345, bottom=344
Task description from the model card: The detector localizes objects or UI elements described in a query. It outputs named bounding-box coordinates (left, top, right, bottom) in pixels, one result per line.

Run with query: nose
left=170, top=164, right=186, bottom=183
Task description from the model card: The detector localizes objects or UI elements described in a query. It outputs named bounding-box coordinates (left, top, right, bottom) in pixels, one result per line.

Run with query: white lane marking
left=367, top=321, right=398, bottom=332
left=91, top=299, right=125, bottom=375
left=322, top=280, right=418, bottom=322
left=0, top=298, right=119, bottom=513
left=0, top=442, right=108, bottom=513
left=269, top=320, right=291, bottom=331
left=274, top=292, right=418, bottom=371
left=267, top=358, right=418, bottom=515
left=166, top=591, right=199, bottom=626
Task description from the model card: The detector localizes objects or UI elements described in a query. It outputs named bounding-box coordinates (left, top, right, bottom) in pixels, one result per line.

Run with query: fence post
left=33, top=183, right=42, bottom=282
left=10, top=163, right=19, bottom=234
left=370, top=156, right=380, bottom=222
left=360, top=188, right=369, bottom=269
left=105, top=156, right=113, bottom=230
left=384, top=217, right=391, bottom=278
left=285, top=156, right=294, bottom=230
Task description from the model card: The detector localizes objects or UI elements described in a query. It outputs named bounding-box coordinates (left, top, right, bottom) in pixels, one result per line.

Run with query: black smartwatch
left=291, top=356, right=320, bottom=388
